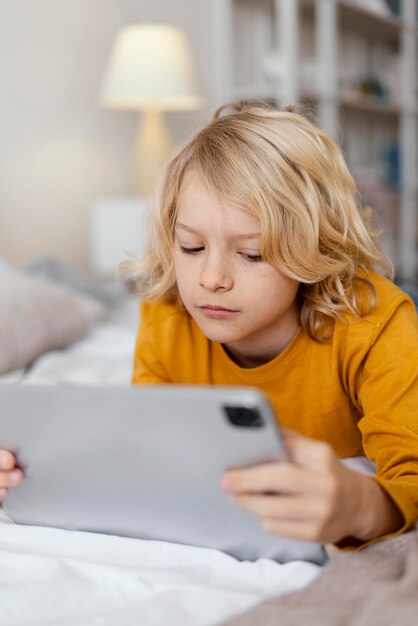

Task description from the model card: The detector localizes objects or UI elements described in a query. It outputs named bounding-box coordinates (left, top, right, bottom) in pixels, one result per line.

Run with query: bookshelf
left=211, top=0, right=418, bottom=282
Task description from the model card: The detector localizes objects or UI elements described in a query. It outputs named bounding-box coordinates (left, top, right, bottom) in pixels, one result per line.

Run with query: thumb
left=281, top=428, right=334, bottom=470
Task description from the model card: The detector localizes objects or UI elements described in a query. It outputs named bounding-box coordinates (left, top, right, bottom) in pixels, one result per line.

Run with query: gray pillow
left=26, top=256, right=125, bottom=307
left=0, top=266, right=106, bottom=375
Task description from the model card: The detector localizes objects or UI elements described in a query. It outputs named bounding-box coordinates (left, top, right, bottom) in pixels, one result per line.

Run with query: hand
left=0, top=449, right=24, bottom=502
left=221, top=429, right=403, bottom=544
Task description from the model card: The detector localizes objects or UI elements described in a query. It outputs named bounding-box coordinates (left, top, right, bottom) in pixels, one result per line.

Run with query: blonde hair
left=120, top=101, right=392, bottom=341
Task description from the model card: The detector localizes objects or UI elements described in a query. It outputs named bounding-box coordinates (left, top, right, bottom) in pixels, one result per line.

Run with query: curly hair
left=120, top=100, right=392, bottom=341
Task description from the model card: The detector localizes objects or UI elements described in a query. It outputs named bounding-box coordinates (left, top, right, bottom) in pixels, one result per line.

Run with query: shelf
left=230, top=86, right=418, bottom=116
left=300, top=91, right=403, bottom=115
left=212, top=0, right=418, bottom=280
left=340, top=95, right=418, bottom=116
left=300, top=0, right=403, bottom=42
left=338, top=1, right=402, bottom=42
left=338, top=93, right=402, bottom=115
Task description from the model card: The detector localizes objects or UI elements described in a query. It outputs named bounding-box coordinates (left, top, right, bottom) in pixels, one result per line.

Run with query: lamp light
left=99, top=24, right=204, bottom=195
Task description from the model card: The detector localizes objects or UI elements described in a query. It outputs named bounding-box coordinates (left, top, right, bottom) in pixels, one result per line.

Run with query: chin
left=195, top=320, right=245, bottom=344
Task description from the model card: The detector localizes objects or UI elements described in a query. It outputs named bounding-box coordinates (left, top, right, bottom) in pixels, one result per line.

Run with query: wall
left=0, top=0, right=212, bottom=272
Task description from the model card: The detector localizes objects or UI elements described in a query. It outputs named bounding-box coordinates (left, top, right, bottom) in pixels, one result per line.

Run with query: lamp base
left=133, top=110, right=172, bottom=196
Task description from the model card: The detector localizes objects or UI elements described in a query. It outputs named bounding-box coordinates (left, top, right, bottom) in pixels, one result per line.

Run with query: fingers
left=0, top=450, right=16, bottom=471
left=229, top=491, right=342, bottom=542
left=282, top=430, right=338, bottom=471
left=0, top=469, right=24, bottom=488
left=230, top=493, right=320, bottom=522
left=261, top=518, right=326, bottom=543
left=222, top=433, right=361, bottom=544
left=222, top=462, right=294, bottom=494
left=0, top=451, right=24, bottom=500
left=221, top=462, right=324, bottom=496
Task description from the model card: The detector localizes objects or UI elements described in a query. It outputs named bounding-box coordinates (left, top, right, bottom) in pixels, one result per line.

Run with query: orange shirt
left=132, top=272, right=418, bottom=545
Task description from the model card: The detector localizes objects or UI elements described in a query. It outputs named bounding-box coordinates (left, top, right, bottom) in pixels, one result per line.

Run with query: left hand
left=220, top=429, right=402, bottom=544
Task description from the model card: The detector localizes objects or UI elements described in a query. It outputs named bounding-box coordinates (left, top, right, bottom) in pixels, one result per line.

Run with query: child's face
left=173, top=171, right=300, bottom=366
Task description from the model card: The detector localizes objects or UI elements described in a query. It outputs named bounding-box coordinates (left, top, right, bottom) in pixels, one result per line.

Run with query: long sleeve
left=353, top=298, right=418, bottom=544
left=131, top=301, right=171, bottom=385
left=131, top=283, right=418, bottom=550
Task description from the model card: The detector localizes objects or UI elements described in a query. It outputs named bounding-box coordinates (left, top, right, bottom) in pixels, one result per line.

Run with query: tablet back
left=0, top=385, right=326, bottom=565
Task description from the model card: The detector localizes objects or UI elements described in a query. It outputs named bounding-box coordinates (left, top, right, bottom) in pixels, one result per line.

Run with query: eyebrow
left=175, top=222, right=260, bottom=240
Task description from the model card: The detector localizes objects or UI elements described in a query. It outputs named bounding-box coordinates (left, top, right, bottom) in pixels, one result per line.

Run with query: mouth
left=198, top=305, right=239, bottom=319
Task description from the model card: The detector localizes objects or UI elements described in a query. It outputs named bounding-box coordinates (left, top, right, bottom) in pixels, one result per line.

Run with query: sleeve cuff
left=334, top=476, right=417, bottom=552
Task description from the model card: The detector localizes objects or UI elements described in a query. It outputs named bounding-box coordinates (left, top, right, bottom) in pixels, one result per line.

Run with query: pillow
left=0, top=266, right=106, bottom=375
left=26, top=256, right=125, bottom=307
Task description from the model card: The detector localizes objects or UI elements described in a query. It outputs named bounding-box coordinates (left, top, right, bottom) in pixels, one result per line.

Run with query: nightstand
left=89, top=196, right=149, bottom=276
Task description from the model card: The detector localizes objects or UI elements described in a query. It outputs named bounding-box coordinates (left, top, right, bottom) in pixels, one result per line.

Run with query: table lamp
left=99, top=24, right=204, bottom=195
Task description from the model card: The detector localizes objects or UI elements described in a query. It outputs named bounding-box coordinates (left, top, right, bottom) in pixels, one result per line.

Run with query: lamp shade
left=99, top=24, right=204, bottom=111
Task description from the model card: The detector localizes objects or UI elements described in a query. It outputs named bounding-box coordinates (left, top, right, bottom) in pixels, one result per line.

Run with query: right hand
left=0, top=449, right=24, bottom=501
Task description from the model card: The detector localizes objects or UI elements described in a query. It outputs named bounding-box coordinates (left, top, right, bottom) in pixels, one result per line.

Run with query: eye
left=240, top=252, right=263, bottom=262
left=179, top=245, right=205, bottom=254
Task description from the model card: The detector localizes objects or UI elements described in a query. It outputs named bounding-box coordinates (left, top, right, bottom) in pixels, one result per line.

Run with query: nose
left=199, top=252, right=233, bottom=292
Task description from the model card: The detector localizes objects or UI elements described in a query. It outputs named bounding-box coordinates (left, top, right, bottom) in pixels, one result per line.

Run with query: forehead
left=176, top=170, right=260, bottom=232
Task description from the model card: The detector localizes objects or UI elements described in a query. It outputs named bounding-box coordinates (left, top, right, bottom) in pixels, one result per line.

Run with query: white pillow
left=0, top=266, right=106, bottom=375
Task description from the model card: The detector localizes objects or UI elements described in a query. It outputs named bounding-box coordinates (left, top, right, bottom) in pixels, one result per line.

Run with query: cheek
left=173, top=248, right=185, bottom=275
left=245, top=270, right=298, bottom=303
left=173, top=253, right=195, bottom=290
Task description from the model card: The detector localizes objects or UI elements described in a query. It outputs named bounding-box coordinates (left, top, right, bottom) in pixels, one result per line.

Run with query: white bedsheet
left=0, top=516, right=320, bottom=626
left=0, top=295, right=322, bottom=625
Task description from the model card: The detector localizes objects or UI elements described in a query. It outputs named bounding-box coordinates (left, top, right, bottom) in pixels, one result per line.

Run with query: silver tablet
left=0, top=384, right=326, bottom=564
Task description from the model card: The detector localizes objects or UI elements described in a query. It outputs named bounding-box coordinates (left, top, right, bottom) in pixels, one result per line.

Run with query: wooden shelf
left=340, top=95, right=418, bottom=116
left=338, top=93, right=402, bottom=115
left=300, top=0, right=402, bottom=42
left=300, top=91, right=405, bottom=116
left=338, top=1, right=402, bottom=42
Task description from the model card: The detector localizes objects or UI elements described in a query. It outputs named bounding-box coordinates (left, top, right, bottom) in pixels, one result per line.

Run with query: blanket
left=0, top=515, right=320, bottom=626
left=223, top=526, right=418, bottom=626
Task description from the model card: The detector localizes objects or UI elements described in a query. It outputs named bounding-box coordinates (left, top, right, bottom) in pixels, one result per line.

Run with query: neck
left=223, top=315, right=300, bottom=369
left=222, top=345, right=271, bottom=368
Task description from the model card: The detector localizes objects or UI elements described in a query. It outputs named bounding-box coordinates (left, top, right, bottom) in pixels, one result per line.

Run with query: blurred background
left=0, top=0, right=417, bottom=286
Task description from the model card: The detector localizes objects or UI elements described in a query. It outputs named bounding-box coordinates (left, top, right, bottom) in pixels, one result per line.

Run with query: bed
left=1, top=260, right=416, bottom=626
left=0, top=262, right=322, bottom=625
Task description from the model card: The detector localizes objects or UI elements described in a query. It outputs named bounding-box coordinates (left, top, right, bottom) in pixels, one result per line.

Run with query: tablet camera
left=223, top=406, right=264, bottom=428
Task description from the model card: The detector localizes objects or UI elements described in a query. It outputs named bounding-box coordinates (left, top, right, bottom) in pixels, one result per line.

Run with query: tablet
left=0, top=384, right=326, bottom=565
